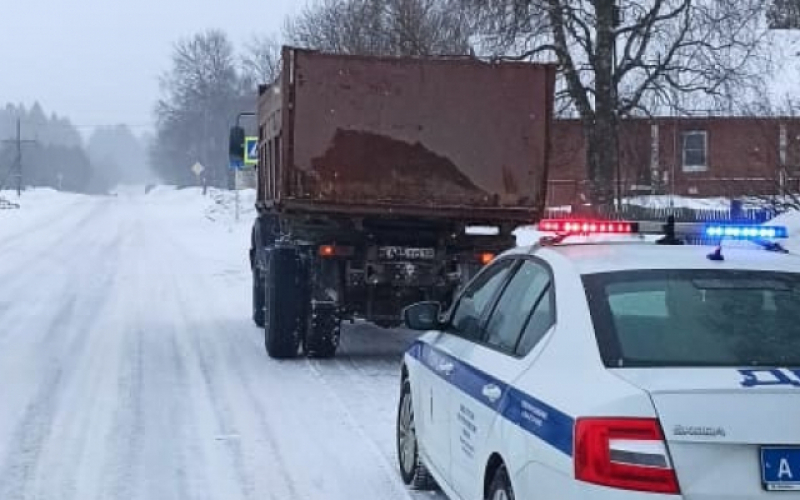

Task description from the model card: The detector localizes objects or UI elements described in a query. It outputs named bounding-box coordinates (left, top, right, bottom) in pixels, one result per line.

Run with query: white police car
left=396, top=219, right=800, bottom=500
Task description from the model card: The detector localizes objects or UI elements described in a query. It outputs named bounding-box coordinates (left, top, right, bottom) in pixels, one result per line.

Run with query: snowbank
left=139, top=185, right=257, bottom=226
left=0, top=188, right=91, bottom=241
left=767, top=209, right=800, bottom=253
left=624, top=195, right=733, bottom=210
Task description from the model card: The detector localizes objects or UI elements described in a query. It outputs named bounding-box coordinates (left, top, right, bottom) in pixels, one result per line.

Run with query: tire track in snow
left=303, top=329, right=441, bottom=500
left=0, top=195, right=86, bottom=254
left=303, top=355, right=417, bottom=500
left=0, top=361, right=65, bottom=500
left=118, top=211, right=258, bottom=500
left=116, top=215, right=206, bottom=500
left=153, top=207, right=420, bottom=500
left=0, top=199, right=113, bottom=346
left=157, top=231, right=285, bottom=500
left=100, top=321, right=146, bottom=500
left=0, top=203, right=124, bottom=500
left=49, top=217, right=135, bottom=500
left=0, top=197, right=103, bottom=276
left=222, top=313, right=416, bottom=500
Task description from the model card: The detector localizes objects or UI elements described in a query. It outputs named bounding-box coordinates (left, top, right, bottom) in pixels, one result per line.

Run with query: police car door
left=423, top=258, right=517, bottom=488
left=439, top=257, right=555, bottom=500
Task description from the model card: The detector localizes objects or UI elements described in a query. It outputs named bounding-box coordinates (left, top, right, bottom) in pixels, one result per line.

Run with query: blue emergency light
left=703, top=224, right=787, bottom=239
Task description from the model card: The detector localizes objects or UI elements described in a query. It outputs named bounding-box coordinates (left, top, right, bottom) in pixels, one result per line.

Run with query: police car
left=396, top=218, right=800, bottom=500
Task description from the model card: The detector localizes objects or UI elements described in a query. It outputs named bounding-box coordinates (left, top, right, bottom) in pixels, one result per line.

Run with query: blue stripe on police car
left=408, top=341, right=574, bottom=456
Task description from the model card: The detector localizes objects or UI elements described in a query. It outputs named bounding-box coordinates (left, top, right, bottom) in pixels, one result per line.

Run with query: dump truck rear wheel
left=263, top=245, right=307, bottom=359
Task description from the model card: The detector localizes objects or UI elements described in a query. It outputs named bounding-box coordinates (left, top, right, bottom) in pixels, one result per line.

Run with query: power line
left=70, top=122, right=156, bottom=130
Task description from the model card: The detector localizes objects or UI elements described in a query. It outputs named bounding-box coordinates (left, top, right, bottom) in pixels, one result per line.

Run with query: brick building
left=547, top=117, right=800, bottom=207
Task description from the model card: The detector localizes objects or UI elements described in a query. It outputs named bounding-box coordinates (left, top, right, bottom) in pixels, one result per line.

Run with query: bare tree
left=459, top=0, right=772, bottom=204
left=284, top=0, right=472, bottom=57
left=241, top=35, right=282, bottom=86
left=769, top=0, right=800, bottom=28
left=153, top=30, right=242, bottom=187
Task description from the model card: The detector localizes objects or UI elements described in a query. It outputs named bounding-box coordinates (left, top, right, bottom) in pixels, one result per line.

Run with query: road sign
left=191, top=162, right=205, bottom=177
left=244, top=137, right=258, bottom=167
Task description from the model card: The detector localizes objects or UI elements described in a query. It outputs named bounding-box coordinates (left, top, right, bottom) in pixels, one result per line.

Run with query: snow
left=623, top=195, right=734, bottom=210
left=767, top=30, right=800, bottom=105
left=0, top=186, right=437, bottom=500
left=514, top=226, right=544, bottom=247
left=767, top=209, right=800, bottom=253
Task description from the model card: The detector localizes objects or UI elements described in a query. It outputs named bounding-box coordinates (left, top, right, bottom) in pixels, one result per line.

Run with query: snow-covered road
left=0, top=188, right=442, bottom=500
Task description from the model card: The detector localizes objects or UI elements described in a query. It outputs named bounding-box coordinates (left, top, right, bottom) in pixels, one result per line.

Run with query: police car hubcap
left=399, top=392, right=416, bottom=473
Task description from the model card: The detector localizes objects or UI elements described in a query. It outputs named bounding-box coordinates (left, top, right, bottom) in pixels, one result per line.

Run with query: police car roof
left=510, top=241, right=800, bottom=275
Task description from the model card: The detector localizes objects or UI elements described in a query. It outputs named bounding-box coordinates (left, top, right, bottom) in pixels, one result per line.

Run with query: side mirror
left=403, top=302, right=443, bottom=331
left=229, top=126, right=245, bottom=161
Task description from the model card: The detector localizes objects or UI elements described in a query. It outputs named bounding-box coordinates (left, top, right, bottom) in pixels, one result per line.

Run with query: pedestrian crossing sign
left=244, top=137, right=258, bottom=167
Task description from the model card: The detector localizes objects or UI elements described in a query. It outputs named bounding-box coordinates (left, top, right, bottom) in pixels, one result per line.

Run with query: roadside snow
left=767, top=209, right=800, bottom=253
left=625, top=195, right=733, bottom=210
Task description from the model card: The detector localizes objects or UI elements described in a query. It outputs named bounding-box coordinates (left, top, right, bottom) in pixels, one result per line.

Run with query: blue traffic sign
left=244, top=137, right=258, bottom=166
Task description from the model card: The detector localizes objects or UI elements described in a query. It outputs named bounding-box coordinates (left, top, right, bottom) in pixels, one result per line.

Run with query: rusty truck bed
left=257, top=48, right=555, bottom=223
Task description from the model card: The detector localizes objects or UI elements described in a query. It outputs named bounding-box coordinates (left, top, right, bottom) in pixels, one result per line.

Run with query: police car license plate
left=762, top=447, right=800, bottom=490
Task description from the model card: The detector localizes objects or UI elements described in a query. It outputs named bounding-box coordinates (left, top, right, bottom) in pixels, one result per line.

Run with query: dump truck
left=230, top=47, right=556, bottom=359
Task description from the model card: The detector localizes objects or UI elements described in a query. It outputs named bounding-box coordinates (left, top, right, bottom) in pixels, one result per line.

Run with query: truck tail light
left=318, top=245, right=355, bottom=258
left=575, top=418, right=680, bottom=495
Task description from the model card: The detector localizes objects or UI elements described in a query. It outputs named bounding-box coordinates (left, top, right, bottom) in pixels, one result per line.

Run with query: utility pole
left=233, top=112, right=256, bottom=223
left=2, top=119, right=37, bottom=197
left=612, top=1, right=622, bottom=209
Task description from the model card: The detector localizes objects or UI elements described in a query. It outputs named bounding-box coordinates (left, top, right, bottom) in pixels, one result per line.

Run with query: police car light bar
left=703, top=224, right=787, bottom=239
left=538, top=219, right=639, bottom=234
left=538, top=218, right=788, bottom=246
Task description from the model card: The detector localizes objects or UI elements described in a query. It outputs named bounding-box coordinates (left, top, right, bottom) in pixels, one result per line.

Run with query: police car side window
left=450, top=259, right=515, bottom=341
left=484, top=261, right=550, bottom=354
left=516, top=285, right=554, bottom=356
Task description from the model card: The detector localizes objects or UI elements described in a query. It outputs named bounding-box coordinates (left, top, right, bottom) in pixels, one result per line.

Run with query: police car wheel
left=487, top=464, right=515, bottom=500
left=397, top=379, right=436, bottom=490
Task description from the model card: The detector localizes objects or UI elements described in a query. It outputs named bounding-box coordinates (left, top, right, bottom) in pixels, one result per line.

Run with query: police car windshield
left=583, top=270, right=800, bottom=368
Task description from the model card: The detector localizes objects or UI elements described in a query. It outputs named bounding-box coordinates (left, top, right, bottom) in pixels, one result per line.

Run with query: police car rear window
left=583, top=270, right=800, bottom=368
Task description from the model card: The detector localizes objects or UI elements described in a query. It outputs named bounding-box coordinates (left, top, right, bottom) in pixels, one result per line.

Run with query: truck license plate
left=379, top=247, right=435, bottom=260
left=762, top=447, right=800, bottom=491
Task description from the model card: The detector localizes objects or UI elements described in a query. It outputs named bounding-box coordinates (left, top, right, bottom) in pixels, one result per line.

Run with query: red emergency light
left=538, top=219, right=638, bottom=234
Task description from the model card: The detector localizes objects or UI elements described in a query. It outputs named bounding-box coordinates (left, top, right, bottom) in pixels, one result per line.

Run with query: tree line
left=0, top=104, right=150, bottom=194
left=152, top=0, right=798, bottom=203
left=150, top=31, right=280, bottom=187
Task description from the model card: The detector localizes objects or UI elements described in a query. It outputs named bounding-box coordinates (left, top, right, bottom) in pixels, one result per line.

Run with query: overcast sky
left=0, top=0, right=300, bottom=137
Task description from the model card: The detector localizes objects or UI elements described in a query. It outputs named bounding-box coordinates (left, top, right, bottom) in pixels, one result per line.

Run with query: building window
left=682, top=130, right=707, bottom=172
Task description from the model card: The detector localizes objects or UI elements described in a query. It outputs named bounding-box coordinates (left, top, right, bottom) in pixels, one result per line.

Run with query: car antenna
left=707, top=246, right=725, bottom=261
left=656, top=216, right=684, bottom=245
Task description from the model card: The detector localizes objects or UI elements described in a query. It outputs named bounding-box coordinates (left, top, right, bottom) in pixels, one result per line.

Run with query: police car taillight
left=575, top=418, right=680, bottom=495
left=539, top=219, right=638, bottom=234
